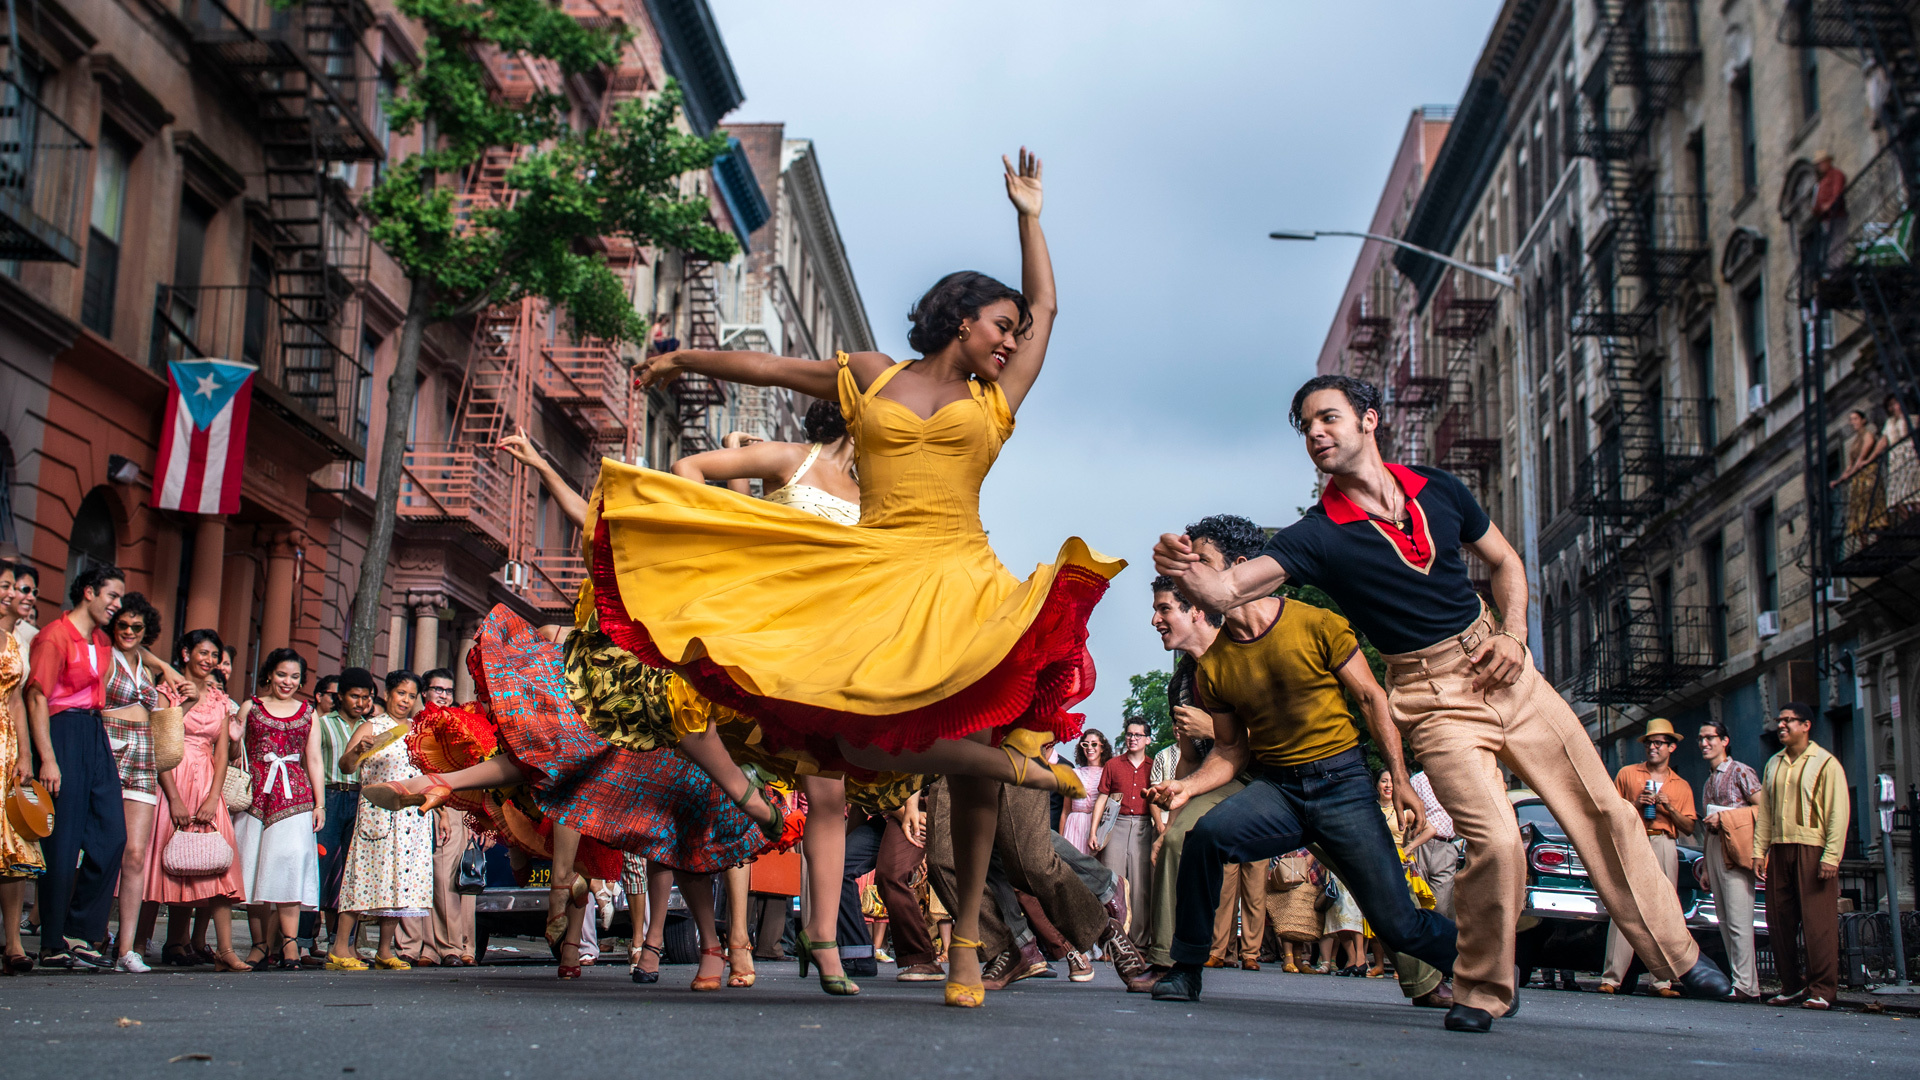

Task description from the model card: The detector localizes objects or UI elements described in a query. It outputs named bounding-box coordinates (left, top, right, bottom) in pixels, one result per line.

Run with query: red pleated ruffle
left=590, top=518, right=1107, bottom=764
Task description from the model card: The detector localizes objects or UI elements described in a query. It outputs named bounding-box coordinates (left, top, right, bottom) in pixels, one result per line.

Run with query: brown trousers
left=1386, top=610, right=1698, bottom=1014
left=1767, top=843, right=1840, bottom=1001
left=395, top=809, right=474, bottom=962
left=1211, top=860, right=1269, bottom=962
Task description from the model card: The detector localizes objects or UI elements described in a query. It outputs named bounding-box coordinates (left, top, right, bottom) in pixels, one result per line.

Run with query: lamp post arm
left=1275, top=230, right=1515, bottom=289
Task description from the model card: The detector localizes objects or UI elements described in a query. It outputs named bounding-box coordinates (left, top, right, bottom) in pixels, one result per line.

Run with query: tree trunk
left=345, top=280, right=435, bottom=669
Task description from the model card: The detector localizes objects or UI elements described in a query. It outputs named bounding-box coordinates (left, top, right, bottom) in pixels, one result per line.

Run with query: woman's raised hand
left=1004, top=148, right=1043, bottom=218
left=498, top=429, right=542, bottom=469
left=635, top=350, right=688, bottom=391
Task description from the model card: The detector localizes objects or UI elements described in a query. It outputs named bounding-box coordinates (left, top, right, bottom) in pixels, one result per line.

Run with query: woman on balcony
left=1830, top=408, right=1886, bottom=538
left=1883, top=393, right=1919, bottom=516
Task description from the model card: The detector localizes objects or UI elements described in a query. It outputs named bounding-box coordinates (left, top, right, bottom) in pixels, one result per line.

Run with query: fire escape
left=674, top=256, right=728, bottom=453
left=1430, top=269, right=1502, bottom=494
left=1784, top=2, right=1920, bottom=634
left=160, top=0, right=382, bottom=452
left=1566, top=0, right=1719, bottom=704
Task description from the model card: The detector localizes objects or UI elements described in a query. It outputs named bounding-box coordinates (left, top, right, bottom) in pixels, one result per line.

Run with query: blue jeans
left=1171, top=749, right=1457, bottom=976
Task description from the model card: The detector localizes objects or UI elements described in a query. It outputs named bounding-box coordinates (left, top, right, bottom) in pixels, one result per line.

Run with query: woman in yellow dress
left=600, top=149, right=1124, bottom=1006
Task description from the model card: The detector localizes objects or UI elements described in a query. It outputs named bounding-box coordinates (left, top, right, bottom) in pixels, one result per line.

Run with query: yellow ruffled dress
left=588, top=354, right=1123, bottom=771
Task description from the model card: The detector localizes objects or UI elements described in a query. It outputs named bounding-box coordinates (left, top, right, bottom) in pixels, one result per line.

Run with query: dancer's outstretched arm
left=499, top=431, right=588, bottom=529
left=637, top=347, right=895, bottom=399
left=997, top=147, right=1056, bottom=417
left=673, top=438, right=806, bottom=491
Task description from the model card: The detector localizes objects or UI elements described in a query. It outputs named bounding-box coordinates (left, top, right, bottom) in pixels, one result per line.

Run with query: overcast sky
left=708, top=0, right=1505, bottom=730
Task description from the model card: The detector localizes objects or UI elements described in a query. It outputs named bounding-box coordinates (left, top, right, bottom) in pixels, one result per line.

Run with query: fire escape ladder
left=1566, top=1, right=1720, bottom=706
left=674, top=257, right=728, bottom=453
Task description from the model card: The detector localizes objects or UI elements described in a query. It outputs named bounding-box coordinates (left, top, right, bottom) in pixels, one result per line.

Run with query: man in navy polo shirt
left=1154, top=375, right=1730, bottom=1032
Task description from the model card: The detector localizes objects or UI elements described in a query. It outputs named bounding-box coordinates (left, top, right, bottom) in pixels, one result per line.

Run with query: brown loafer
left=1126, top=965, right=1171, bottom=993
left=1241, top=960, right=1261, bottom=971
left=1203, top=956, right=1229, bottom=969
left=1412, top=983, right=1455, bottom=1008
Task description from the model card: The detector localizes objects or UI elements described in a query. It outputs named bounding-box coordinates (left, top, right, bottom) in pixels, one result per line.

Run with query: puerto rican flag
left=154, top=358, right=257, bottom=515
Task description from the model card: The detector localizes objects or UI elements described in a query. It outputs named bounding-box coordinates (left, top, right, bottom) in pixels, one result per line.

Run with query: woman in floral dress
left=144, top=629, right=251, bottom=971
left=234, top=648, right=323, bottom=969
left=0, top=562, right=45, bottom=973
left=327, top=671, right=433, bottom=970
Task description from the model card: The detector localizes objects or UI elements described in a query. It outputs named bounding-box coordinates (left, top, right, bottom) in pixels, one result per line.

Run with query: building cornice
left=782, top=141, right=874, bottom=352
left=642, top=0, right=742, bottom=135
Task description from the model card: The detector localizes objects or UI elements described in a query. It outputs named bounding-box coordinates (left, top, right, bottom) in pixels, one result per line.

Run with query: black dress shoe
left=1444, top=1004, right=1493, bottom=1032
left=1150, top=964, right=1203, bottom=1002
left=1676, top=956, right=1732, bottom=1000
left=842, top=957, right=880, bottom=979
left=1504, top=992, right=1519, bottom=1018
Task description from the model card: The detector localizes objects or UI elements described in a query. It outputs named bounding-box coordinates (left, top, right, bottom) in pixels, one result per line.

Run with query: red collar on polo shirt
left=1319, top=464, right=1435, bottom=572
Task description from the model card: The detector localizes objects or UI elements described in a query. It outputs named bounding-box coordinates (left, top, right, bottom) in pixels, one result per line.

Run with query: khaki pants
left=1146, top=781, right=1241, bottom=967
left=1210, top=859, right=1269, bottom=963
left=1097, top=814, right=1154, bottom=946
left=395, top=809, right=474, bottom=962
left=1385, top=610, right=1698, bottom=1015
left=1602, top=833, right=1677, bottom=988
left=1703, top=831, right=1759, bottom=997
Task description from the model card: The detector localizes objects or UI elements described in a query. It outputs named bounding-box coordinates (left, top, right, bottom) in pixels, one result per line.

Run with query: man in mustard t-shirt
left=1144, top=517, right=1456, bottom=1003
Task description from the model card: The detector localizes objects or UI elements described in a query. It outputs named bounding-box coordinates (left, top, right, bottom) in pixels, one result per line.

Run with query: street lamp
left=1269, top=229, right=1515, bottom=290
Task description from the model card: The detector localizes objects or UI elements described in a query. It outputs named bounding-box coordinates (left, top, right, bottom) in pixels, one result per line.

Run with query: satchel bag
left=161, top=824, right=234, bottom=877
left=455, top=840, right=488, bottom=895
left=1313, top=877, right=1339, bottom=914
left=1269, top=853, right=1309, bottom=893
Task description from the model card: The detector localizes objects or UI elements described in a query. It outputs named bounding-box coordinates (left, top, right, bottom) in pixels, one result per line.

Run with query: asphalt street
left=1, top=957, right=1910, bottom=1080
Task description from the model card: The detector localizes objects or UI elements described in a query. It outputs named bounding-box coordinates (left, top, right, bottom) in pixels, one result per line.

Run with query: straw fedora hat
left=1638, top=717, right=1681, bottom=745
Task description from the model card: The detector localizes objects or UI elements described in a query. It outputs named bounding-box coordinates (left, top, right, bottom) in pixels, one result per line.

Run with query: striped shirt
left=314, top=709, right=362, bottom=786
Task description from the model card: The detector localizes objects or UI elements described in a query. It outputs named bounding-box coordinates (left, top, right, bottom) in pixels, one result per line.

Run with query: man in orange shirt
left=1600, top=718, right=1697, bottom=995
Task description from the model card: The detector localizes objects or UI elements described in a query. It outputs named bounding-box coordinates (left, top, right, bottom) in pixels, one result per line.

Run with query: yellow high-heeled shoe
left=999, top=729, right=1086, bottom=799
left=944, top=936, right=986, bottom=1008
left=796, top=929, right=859, bottom=996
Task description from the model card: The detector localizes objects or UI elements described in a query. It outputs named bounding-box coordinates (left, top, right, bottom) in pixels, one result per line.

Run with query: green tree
left=344, top=0, right=739, bottom=667
left=1122, top=668, right=1174, bottom=757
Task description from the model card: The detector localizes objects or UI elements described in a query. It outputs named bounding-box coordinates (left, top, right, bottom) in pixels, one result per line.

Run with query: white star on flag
left=195, top=374, right=220, bottom=398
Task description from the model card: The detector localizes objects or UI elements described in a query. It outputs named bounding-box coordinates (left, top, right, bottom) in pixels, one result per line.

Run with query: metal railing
left=400, top=442, right=512, bottom=552
left=536, top=343, right=632, bottom=437
left=1580, top=599, right=1720, bottom=702
left=182, top=0, right=382, bottom=161
left=0, top=69, right=90, bottom=265
left=150, top=283, right=363, bottom=446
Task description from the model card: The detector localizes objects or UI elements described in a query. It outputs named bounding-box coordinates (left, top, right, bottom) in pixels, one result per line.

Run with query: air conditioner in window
left=1747, top=384, right=1768, bottom=413
left=1821, top=580, right=1850, bottom=604
left=500, top=561, right=529, bottom=589
left=1756, top=609, right=1781, bottom=638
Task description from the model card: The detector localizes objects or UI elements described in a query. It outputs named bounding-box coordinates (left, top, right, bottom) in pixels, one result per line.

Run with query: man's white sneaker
left=114, top=952, right=151, bottom=973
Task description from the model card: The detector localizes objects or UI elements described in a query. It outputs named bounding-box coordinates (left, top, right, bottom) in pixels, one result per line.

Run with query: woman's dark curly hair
left=906, top=271, right=1033, bottom=354
left=109, top=592, right=163, bottom=648
left=803, top=399, right=848, bottom=444
left=1186, top=513, right=1267, bottom=563
left=176, top=627, right=225, bottom=666
left=1074, top=728, right=1113, bottom=768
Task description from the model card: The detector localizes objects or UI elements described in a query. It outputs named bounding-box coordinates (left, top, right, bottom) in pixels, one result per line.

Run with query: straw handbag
left=161, top=824, right=233, bottom=877
left=149, top=700, right=186, bottom=773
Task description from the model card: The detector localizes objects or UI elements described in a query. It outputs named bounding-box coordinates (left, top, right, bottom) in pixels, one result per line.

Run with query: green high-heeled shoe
left=732, top=787, right=786, bottom=846
left=796, top=929, right=860, bottom=996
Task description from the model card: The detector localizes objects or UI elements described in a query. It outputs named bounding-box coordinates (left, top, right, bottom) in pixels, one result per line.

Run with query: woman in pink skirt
left=146, top=629, right=250, bottom=971
left=1057, top=729, right=1111, bottom=853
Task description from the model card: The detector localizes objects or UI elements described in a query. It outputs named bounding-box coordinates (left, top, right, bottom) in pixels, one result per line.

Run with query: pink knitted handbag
left=161, top=824, right=234, bottom=878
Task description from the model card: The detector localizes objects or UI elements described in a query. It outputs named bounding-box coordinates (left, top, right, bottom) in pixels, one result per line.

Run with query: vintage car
left=1512, top=790, right=1767, bottom=989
